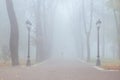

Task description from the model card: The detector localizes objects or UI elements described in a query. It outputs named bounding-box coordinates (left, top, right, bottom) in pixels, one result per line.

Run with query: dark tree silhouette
left=5, top=0, right=19, bottom=66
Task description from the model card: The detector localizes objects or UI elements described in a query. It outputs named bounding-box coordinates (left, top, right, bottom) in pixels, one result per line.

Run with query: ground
left=0, top=58, right=120, bottom=80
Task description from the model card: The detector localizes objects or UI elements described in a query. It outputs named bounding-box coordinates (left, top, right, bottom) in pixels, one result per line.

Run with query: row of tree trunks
left=35, top=0, right=44, bottom=62
left=35, top=0, right=49, bottom=63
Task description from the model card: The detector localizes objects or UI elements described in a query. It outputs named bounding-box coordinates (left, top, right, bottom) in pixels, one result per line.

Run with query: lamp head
left=96, top=19, right=102, bottom=28
left=26, top=20, right=32, bottom=26
left=96, top=19, right=102, bottom=25
left=26, top=20, right=32, bottom=30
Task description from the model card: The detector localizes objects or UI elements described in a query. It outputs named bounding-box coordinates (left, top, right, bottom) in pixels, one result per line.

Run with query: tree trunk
left=80, top=38, right=84, bottom=59
left=35, top=23, right=45, bottom=62
left=102, top=26, right=105, bottom=58
left=35, top=0, right=46, bottom=62
left=82, top=0, right=93, bottom=62
left=5, top=0, right=19, bottom=66
left=42, top=0, right=49, bottom=60
left=113, top=10, right=120, bottom=59
left=116, top=31, right=120, bottom=59
left=86, top=34, right=90, bottom=62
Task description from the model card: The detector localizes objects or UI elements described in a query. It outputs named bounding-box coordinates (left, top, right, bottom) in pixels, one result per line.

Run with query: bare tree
left=33, top=0, right=58, bottom=62
left=82, top=0, right=94, bottom=62
left=34, top=0, right=45, bottom=62
left=5, top=0, right=19, bottom=66
left=102, top=26, right=105, bottom=58
left=108, top=0, right=120, bottom=59
left=113, top=9, right=120, bottom=59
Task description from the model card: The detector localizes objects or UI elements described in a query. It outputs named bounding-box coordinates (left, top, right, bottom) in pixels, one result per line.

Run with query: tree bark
left=5, top=0, right=19, bottom=66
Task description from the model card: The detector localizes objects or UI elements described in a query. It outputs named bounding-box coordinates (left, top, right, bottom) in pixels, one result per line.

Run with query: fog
left=0, top=0, right=120, bottom=64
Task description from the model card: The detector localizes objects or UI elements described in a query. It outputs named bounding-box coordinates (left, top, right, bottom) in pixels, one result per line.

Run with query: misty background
left=0, top=0, right=119, bottom=65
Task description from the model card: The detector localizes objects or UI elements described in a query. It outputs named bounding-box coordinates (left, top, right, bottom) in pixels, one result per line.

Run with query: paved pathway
left=0, top=59, right=120, bottom=80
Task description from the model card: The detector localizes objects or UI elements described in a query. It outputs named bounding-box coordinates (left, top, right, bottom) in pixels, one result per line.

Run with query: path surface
left=0, top=58, right=120, bottom=80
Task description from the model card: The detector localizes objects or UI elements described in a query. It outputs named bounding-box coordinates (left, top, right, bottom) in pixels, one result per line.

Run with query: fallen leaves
left=102, top=64, right=120, bottom=70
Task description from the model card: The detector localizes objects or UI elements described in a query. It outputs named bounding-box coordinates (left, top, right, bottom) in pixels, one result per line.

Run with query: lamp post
left=26, top=20, right=32, bottom=66
left=96, top=19, right=102, bottom=66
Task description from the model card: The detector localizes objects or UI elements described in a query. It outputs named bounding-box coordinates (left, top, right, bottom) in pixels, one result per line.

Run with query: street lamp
left=26, top=20, right=32, bottom=66
left=96, top=19, right=102, bottom=66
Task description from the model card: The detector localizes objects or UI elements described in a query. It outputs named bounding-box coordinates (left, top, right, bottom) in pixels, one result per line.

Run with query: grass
left=101, top=59, right=120, bottom=70
left=0, top=60, right=35, bottom=67
left=89, top=58, right=120, bottom=70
